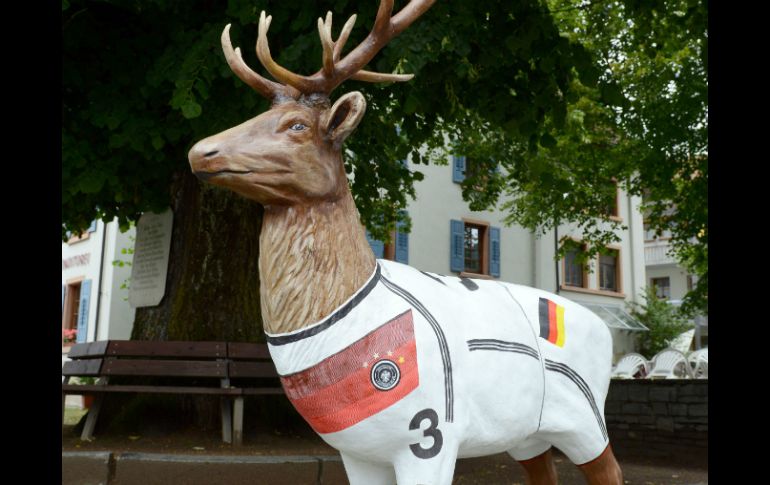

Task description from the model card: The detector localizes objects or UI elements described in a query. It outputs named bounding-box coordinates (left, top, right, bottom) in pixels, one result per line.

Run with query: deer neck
left=259, top=191, right=377, bottom=334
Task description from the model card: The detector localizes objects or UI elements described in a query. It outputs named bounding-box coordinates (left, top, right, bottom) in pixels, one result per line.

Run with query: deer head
left=188, top=0, right=436, bottom=206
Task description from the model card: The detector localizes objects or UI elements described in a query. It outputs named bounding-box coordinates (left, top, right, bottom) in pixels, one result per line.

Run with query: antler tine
left=256, top=11, right=317, bottom=94
left=351, top=70, right=413, bottom=83
left=318, top=12, right=335, bottom=77
left=333, top=14, right=358, bottom=62
left=244, top=1, right=435, bottom=97
left=328, top=0, right=436, bottom=93
left=221, top=24, right=286, bottom=100
left=373, top=0, right=395, bottom=34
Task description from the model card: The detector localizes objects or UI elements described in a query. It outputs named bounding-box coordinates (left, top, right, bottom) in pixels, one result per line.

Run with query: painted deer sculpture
left=189, top=1, right=623, bottom=483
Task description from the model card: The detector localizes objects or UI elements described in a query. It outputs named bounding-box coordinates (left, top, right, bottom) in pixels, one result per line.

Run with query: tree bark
left=109, top=168, right=266, bottom=434
left=132, top=168, right=264, bottom=342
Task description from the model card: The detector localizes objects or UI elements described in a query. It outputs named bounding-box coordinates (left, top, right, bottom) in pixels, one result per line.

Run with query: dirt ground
left=62, top=407, right=707, bottom=484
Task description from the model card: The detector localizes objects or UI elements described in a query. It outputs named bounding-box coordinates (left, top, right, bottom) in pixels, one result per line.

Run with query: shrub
left=627, top=286, right=693, bottom=357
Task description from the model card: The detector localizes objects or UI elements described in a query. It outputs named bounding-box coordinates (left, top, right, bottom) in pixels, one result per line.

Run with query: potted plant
left=77, top=376, right=97, bottom=409
left=62, top=328, right=77, bottom=345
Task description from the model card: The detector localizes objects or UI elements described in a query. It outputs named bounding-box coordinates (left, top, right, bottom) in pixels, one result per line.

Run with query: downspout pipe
left=554, top=220, right=560, bottom=294
left=93, top=220, right=108, bottom=341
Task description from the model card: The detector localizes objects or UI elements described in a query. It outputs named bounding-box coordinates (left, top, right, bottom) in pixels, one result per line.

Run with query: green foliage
left=62, top=0, right=591, bottom=243
left=627, top=286, right=693, bottom=358
left=112, top=233, right=135, bottom=297
left=62, top=1, right=707, bottom=314
left=495, top=0, right=707, bottom=313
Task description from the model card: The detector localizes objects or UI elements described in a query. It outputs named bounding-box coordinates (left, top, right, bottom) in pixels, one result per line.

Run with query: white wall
left=403, top=155, right=646, bottom=362
left=62, top=219, right=136, bottom=348
left=646, top=265, right=690, bottom=301
left=405, top=158, right=535, bottom=285
left=99, top=221, right=136, bottom=340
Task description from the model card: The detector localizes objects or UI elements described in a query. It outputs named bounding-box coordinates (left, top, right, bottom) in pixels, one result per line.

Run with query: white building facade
left=643, top=224, right=707, bottom=348
left=368, top=154, right=648, bottom=362
left=61, top=219, right=136, bottom=363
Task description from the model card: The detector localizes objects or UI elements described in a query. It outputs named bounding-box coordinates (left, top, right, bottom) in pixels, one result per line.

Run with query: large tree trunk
left=89, top=168, right=268, bottom=436
left=132, top=168, right=263, bottom=341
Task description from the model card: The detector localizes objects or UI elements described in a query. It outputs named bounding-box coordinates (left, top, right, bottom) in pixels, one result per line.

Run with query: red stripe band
left=280, top=310, right=419, bottom=434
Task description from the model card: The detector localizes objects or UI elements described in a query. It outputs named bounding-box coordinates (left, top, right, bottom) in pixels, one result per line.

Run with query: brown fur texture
left=259, top=191, right=376, bottom=334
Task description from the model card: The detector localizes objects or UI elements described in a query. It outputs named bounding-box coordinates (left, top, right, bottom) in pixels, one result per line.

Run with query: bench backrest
left=62, top=340, right=280, bottom=382
left=228, top=342, right=280, bottom=380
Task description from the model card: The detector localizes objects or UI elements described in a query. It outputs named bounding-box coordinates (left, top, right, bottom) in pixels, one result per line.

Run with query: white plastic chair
left=688, top=347, right=708, bottom=378
left=611, top=353, right=650, bottom=379
left=648, top=348, right=694, bottom=379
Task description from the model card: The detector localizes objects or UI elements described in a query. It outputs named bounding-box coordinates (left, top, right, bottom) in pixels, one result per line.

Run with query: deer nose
left=188, top=141, right=221, bottom=168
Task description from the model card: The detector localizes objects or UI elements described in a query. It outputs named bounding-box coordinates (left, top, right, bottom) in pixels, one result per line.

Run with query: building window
left=450, top=219, right=501, bottom=277
left=605, top=180, right=620, bottom=220
left=643, top=219, right=672, bottom=241
left=599, top=248, right=621, bottom=292
left=464, top=223, right=485, bottom=274
left=643, top=221, right=655, bottom=242
left=62, top=281, right=82, bottom=345
left=563, top=243, right=588, bottom=289
left=651, top=277, right=671, bottom=300
left=366, top=211, right=409, bottom=264
left=66, top=220, right=97, bottom=245
left=687, top=274, right=694, bottom=292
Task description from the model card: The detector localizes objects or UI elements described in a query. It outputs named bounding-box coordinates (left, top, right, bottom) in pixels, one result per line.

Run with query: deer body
left=189, top=2, right=623, bottom=483
left=264, top=259, right=613, bottom=470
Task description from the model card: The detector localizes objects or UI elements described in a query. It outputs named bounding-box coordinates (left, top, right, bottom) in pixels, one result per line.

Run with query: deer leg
left=577, top=444, right=623, bottom=485
left=516, top=448, right=558, bottom=485
left=340, top=452, right=396, bottom=485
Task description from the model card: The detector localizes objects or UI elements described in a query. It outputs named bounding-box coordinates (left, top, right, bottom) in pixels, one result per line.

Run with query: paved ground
left=62, top=410, right=708, bottom=485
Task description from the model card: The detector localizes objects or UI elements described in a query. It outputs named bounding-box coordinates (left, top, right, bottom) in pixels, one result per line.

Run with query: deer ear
left=323, top=91, right=367, bottom=145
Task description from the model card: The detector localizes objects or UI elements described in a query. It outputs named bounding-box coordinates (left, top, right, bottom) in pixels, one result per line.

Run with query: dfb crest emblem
left=371, top=359, right=401, bottom=391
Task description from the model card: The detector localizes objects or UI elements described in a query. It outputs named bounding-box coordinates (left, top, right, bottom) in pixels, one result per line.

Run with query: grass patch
left=63, top=407, right=88, bottom=426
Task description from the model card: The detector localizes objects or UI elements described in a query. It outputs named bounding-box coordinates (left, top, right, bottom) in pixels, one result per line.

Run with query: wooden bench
left=62, top=340, right=284, bottom=445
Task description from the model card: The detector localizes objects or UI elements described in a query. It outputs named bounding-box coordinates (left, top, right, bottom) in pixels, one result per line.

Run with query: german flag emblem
left=539, top=298, right=565, bottom=347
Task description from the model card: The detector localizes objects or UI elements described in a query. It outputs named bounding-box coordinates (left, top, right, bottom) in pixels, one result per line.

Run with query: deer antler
left=223, top=0, right=436, bottom=99
left=221, top=24, right=300, bottom=100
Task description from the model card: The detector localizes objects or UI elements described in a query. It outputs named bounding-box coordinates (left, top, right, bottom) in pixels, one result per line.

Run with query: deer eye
left=290, top=123, right=307, bottom=131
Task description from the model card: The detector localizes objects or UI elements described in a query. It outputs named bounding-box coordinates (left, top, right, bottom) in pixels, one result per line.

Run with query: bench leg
left=80, top=394, right=104, bottom=441
left=233, top=397, right=244, bottom=446
left=61, top=393, right=67, bottom=431
left=220, top=397, right=233, bottom=444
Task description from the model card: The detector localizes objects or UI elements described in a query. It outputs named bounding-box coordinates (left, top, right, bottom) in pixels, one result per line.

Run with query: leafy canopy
left=63, top=0, right=598, bottom=239
left=63, top=0, right=707, bottom=315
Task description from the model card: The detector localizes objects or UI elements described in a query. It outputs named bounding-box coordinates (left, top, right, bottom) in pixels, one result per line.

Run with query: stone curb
left=63, top=451, right=707, bottom=485
left=63, top=452, right=343, bottom=485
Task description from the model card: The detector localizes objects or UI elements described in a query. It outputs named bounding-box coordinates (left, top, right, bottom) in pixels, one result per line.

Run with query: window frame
left=561, top=239, right=589, bottom=290
left=651, top=276, right=672, bottom=300
left=459, top=218, right=492, bottom=279
left=607, top=179, right=622, bottom=222
left=62, top=276, right=84, bottom=348
left=598, top=246, right=622, bottom=294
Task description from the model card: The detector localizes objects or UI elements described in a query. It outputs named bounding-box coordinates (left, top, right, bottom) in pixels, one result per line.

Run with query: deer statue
left=188, top=1, right=623, bottom=483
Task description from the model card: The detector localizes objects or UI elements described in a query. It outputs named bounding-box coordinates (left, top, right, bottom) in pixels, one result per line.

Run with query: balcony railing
left=644, top=240, right=676, bottom=266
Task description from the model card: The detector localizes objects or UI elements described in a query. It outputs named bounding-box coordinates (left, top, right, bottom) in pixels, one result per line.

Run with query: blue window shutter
left=61, top=285, right=66, bottom=314
left=450, top=220, right=464, bottom=272
left=76, top=280, right=92, bottom=343
left=452, top=156, right=466, bottom=183
left=395, top=215, right=409, bottom=264
left=88, top=220, right=97, bottom=233
left=489, top=227, right=501, bottom=278
left=366, top=231, right=384, bottom=259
